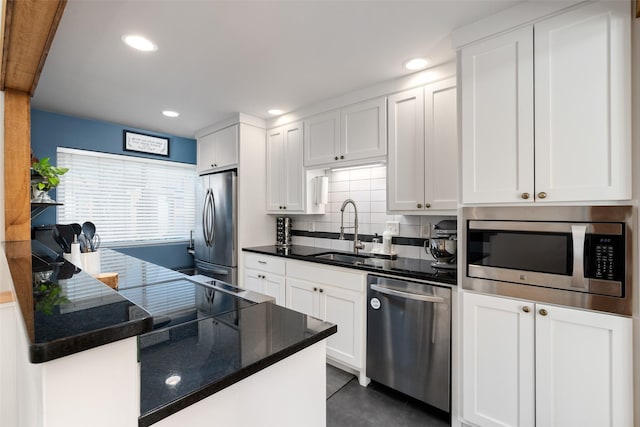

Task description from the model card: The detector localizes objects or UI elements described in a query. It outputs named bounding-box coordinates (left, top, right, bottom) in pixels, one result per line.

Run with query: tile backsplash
left=287, top=165, right=456, bottom=261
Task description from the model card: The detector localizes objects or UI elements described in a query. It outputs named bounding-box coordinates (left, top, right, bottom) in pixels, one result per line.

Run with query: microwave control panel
left=587, top=234, right=623, bottom=282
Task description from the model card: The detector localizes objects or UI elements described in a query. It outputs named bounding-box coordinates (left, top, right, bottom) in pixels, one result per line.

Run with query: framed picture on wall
left=123, top=130, right=170, bottom=157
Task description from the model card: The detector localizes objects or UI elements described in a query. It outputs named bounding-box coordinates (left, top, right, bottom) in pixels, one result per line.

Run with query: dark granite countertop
left=3, top=241, right=154, bottom=363
left=138, top=302, right=336, bottom=427
left=243, top=245, right=457, bottom=286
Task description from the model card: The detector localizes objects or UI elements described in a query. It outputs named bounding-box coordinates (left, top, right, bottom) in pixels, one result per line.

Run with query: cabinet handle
left=522, top=306, right=530, bottom=313
left=521, top=192, right=530, bottom=200
left=538, top=192, right=547, bottom=199
left=319, top=288, right=324, bottom=293
left=425, top=203, right=431, bottom=208
left=340, top=155, right=344, bottom=160
left=539, top=308, right=548, bottom=316
left=417, top=203, right=422, bottom=208
left=211, top=163, right=215, bottom=168
left=283, top=206, right=287, bottom=209
left=313, top=287, right=318, bottom=292
left=258, top=260, right=267, bottom=264
left=334, top=156, right=339, bottom=161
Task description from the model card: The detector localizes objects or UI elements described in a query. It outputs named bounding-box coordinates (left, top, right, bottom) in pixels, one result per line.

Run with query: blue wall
left=31, top=109, right=196, bottom=270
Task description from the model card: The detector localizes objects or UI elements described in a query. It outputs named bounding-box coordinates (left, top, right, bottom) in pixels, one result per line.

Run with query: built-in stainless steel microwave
left=461, top=206, right=633, bottom=316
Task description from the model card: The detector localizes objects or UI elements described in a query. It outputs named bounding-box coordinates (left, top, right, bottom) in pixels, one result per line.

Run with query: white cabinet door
left=214, top=125, right=239, bottom=168
left=387, top=87, right=425, bottom=211
left=197, top=125, right=239, bottom=173
left=286, top=278, right=318, bottom=318
left=318, top=284, right=362, bottom=369
left=461, top=292, right=535, bottom=427
left=424, top=78, right=457, bottom=210
left=341, top=97, right=386, bottom=163
left=243, top=269, right=263, bottom=294
left=283, top=122, right=304, bottom=212
left=197, top=132, right=217, bottom=173
left=535, top=304, right=632, bottom=427
left=266, top=127, right=284, bottom=211
left=262, top=273, right=286, bottom=307
left=304, top=110, right=340, bottom=167
left=461, top=26, right=535, bottom=204
left=534, top=1, right=631, bottom=203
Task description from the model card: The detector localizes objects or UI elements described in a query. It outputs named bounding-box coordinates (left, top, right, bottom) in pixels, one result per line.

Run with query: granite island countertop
left=243, top=245, right=457, bottom=286
left=4, top=242, right=336, bottom=426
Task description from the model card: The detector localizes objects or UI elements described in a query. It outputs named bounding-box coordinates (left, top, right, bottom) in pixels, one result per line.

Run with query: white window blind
left=57, top=147, right=196, bottom=246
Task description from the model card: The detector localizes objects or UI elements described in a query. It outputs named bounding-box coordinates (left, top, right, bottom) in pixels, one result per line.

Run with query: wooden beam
left=4, top=89, right=31, bottom=241
left=636, top=0, right=640, bottom=18
left=1, top=0, right=66, bottom=95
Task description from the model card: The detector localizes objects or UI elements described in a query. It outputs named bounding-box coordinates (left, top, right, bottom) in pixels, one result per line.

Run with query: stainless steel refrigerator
left=194, top=169, right=237, bottom=285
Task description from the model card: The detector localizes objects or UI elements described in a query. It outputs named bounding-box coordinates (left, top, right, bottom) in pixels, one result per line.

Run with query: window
left=57, top=147, right=196, bottom=246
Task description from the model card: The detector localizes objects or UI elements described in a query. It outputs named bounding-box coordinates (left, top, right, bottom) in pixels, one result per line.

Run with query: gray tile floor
left=326, top=365, right=450, bottom=427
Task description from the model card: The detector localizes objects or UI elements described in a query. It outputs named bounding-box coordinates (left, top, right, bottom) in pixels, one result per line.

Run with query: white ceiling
left=32, top=0, right=522, bottom=138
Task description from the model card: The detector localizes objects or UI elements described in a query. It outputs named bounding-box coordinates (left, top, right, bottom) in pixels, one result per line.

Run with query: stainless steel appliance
left=195, top=170, right=238, bottom=285
left=462, top=206, right=633, bottom=316
left=366, top=275, right=451, bottom=413
left=428, top=219, right=457, bottom=271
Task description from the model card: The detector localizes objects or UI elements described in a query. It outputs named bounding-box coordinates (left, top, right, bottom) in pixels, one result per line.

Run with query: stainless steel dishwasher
left=366, top=274, right=451, bottom=413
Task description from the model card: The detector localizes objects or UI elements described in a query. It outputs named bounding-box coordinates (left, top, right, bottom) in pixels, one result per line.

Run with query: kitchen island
left=2, top=242, right=335, bottom=427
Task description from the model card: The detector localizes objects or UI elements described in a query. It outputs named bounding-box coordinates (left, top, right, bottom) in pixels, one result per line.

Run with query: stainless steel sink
left=313, top=252, right=371, bottom=265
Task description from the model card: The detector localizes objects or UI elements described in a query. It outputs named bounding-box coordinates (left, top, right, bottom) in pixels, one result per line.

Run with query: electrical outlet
left=308, top=221, right=315, bottom=232
left=386, top=220, right=400, bottom=236
left=421, top=223, right=431, bottom=238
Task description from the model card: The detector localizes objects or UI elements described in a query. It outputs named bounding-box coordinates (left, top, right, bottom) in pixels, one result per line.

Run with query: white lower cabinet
left=286, top=260, right=365, bottom=378
left=243, top=253, right=286, bottom=306
left=461, top=292, right=632, bottom=427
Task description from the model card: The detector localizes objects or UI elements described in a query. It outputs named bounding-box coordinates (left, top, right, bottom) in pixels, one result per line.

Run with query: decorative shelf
left=31, top=202, right=62, bottom=220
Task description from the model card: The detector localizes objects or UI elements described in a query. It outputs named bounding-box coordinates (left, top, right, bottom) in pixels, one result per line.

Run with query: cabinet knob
left=417, top=203, right=422, bottom=208
left=334, top=156, right=339, bottom=161
left=539, top=308, right=548, bottom=316
left=319, top=288, right=324, bottom=293
left=522, top=306, right=530, bottom=313
left=313, top=287, right=318, bottom=292
left=283, top=206, right=287, bottom=209
left=521, top=192, right=530, bottom=200
left=340, top=155, right=344, bottom=160
left=425, top=203, right=431, bottom=208
left=538, top=192, right=547, bottom=199
left=211, top=163, right=215, bottom=167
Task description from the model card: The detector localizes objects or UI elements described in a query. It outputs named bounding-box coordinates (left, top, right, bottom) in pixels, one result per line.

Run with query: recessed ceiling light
left=162, top=110, right=180, bottom=118
left=122, top=34, right=157, bottom=52
left=267, top=109, right=284, bottom=116
left=403, top=57, right=430, bottom=71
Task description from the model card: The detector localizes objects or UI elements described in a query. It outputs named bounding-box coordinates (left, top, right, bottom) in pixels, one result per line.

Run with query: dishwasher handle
left=370, top=284, right=445, bottom=303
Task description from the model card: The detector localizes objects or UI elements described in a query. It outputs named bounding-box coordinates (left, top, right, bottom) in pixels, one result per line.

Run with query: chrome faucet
left=339, top=198, right=365, bottom=255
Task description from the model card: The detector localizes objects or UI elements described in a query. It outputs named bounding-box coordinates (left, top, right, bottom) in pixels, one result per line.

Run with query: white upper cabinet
left=303, top=110, right=341, bottom=166
left=460, top=1, right=630, bottom=204
left=534, top=1, right=631, bottom=202
left=304, top=97, right=386, bottom=168
left=266, top=122, right=304, bottom=212
left=266, top=122, right=323, bottom=214
left=197, top=124, right=239, bottom=173
left=340, top=97, right=387, bottom=161
left=461, top=27, right=534, bottom=204
left=388, top=78, right=457, bottom=212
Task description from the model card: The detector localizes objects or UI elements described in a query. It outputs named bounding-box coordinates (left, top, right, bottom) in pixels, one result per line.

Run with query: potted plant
left=31, top=157, right=69, bottom=202
left=34, top=280, right=70, bottom=315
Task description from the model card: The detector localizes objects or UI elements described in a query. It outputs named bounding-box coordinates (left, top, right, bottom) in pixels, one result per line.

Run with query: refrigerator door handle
left=208, top=190, right=216, bottom=246
left=202, top=189, right=211, bottom=247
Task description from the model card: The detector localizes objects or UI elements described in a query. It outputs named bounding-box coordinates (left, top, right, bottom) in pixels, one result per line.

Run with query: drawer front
left=244, top=253, right=285, bottom=275
left=287, top=259, right=365, bottom=293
